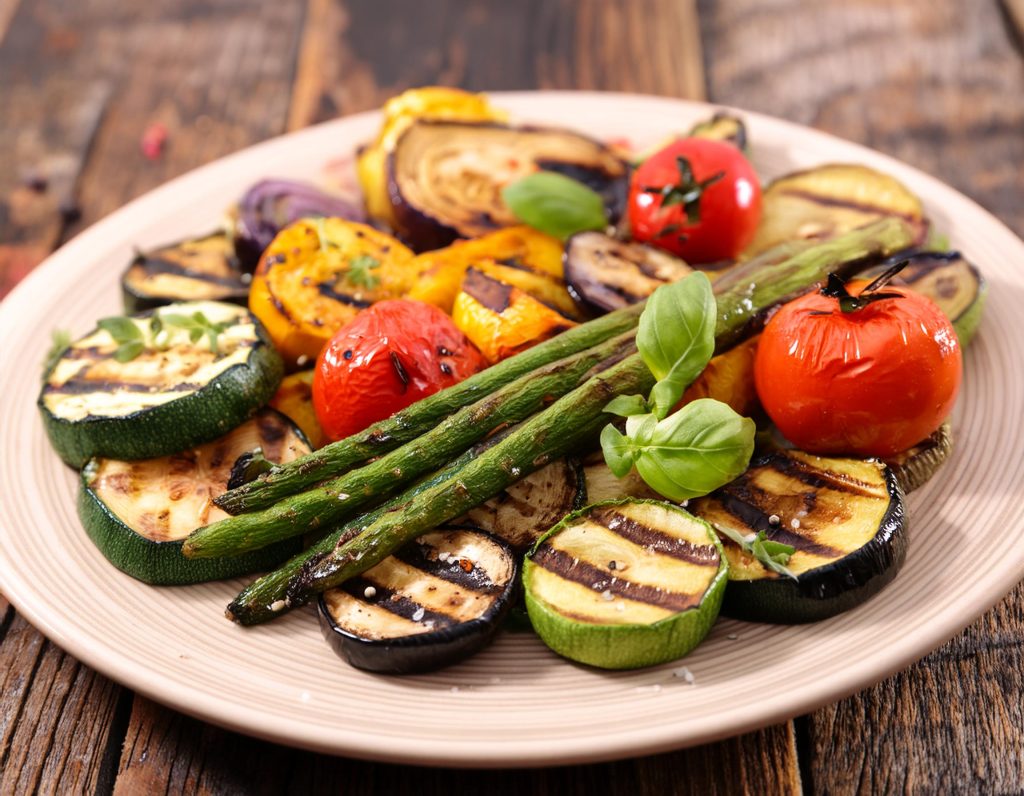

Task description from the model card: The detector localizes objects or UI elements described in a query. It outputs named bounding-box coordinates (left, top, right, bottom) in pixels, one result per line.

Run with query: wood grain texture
left=287, top=0, right=705, bottom=130
left=114, top=696, right=800, bottom=795
left=700, top=1, right=1024, bottom=792
left=0, top=611, right=128, bottom=795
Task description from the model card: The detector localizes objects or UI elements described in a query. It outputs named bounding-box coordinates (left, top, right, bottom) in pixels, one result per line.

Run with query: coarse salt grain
left=673, top=666, right=696, bottom=684
left=270, top=599, right=287, bottom=612
left=601, top=589, right=614, bottom=601
left=768, top=514, right=781, bottom=526
left=791, top=518, right=801, bottom=529
left=412, top=606, right=426, bottom=622
left=363, top=586, right=377, bottom=599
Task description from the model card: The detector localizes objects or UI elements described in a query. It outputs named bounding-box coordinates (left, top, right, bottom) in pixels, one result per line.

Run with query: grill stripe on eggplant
left=692, top=450, right=894, bottom=578
left=321, top=529, right=516, bottom=641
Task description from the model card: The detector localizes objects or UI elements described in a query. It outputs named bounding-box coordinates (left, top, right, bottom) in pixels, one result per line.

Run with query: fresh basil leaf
left=501, top=171, right=607, bottom=240
left=113, top=340, right=145, bottom=362
left=600, top=424, right=636, bottom=477
left=637, top=272, right=716, bottom=419
left=98, top=317, right=142, bottom=344
left=159, top=313, right=191, bottom=328
left=631, top=398, right=755, bottom=501
left=604, top=394, right=650, bottom=417
left=625, top=412, right=657, bottom=445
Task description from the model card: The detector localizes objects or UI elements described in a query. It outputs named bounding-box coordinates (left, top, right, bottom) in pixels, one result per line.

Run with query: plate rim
left=2, top=90, right=1023, bottom=767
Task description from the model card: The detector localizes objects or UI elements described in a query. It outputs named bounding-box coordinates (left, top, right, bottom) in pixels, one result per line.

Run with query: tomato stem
left=643, top=156, right=725, bottom=226
left=820, top=260, right=909, bottom=313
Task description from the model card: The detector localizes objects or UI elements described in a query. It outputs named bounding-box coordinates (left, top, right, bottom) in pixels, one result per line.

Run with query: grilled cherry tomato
left=754, top=276, right=962, bottom=457
left=628, top=138, right=761, bottom=263
left=313, top=300, right=487, bottom=442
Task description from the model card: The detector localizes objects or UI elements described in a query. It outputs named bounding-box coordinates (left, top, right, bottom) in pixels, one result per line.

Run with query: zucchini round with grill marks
left=742, top=164, right=928, bottom=259
left=39, top=301, right=283, bottom=467
left=318, top=528, right=517, bottom=674
left=121, top=232, right=249, bottom=313
left=883, top=421, right=953, bottom=494
left=690, top=450, right=907, bottom=623
left=523, top=500, right=728, bottom=670
left=78, top=409, right=309, bottom=585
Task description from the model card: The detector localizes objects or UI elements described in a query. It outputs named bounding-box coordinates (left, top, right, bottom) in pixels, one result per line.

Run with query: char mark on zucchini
left=586, top=506, right=719, bottom=565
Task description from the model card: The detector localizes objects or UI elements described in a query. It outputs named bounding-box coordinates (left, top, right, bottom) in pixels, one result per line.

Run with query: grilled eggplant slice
left=248, top=218, right=415, bottom=367
left=884, top=422, right=953, bottom=494
left=78, top=409, right=309, bottom=585
left=39, top=301, right=283, bottom=467
left=523, top=500, right=728, bottom=669
left=451, top=268, right=577, bottom=363
left=743, top=164, right=928, bottom=258
left=121, top=232, right=249, bottom=313
left=874, top=250, right=987, bottom=346
left=318, top=528, right=517, bottom=674
left=459, top=458, right=584, bottom=553
left=690, top=450, right=907, bottom=623
left=233, top=179, right=365, bottom=270
left=563, top=231, right=693, bottom=312
left=388, top=120, right=628, bottom=250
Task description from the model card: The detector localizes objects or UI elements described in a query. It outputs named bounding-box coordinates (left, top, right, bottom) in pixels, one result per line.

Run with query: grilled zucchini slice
left=523, top=500, right=728, bottom=670
left=121, top=232, right=249, bottom=313
left=459, top=458, right=584, bottom=553
left=691, top=450, right=907, bottom=623
left=78, top=409, right=309, bottom=585
left=581, top=452, right=663, bottom=503
left=39, top=301, right=283, bottom=467
left=743, top=164, right=928, bottom=258
left=688, top=112, right=748, bottom=150
left=319, top=528, right=517, bottom=674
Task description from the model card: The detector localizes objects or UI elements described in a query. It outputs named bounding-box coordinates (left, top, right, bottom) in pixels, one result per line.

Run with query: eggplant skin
left=317, top=530, right=519, bottom=674
left=721, top=469, right=908, bottom=624
left=387, top=120, right=628, bottom=252
left=318, top=592, right=517, bottom=675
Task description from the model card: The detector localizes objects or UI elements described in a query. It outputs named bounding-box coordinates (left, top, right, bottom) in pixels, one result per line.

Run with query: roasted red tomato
left=313, top=299, right=487, bottom=442
left=754, top=275, right=962, bottom=457
left=628, top=138, right=761, bottom=263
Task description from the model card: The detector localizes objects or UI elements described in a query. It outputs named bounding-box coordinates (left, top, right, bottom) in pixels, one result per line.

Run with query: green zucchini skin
left=39, top=309, right=283, bottom=468
left=720, top=468, right=907, bottom=624
left=77, top=461, right=301, bottom=585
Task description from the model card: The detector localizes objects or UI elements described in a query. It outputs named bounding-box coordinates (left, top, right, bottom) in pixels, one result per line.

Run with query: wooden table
left=2, top=1, right=1023, bottom=792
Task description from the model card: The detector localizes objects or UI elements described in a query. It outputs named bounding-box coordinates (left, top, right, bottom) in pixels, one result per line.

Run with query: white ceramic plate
left=1, top=92, right=1022, bottom=768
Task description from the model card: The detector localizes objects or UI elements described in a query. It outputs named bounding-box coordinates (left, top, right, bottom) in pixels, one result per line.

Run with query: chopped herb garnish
left=346, top=255, right=382, bottom=289
left=41, top=328, right=72, bottom=378
left=713, top=523, right=798, bottom=580
left=97, top=316, right=145, bottom=362
left=160, top=311, right=233, bottom=354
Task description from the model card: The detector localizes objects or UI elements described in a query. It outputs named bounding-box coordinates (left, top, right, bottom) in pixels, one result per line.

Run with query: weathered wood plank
left=287, top=0, right=705, bottom=130
left=114, top=696, right=799, bottom=795
left=700, top=1, right=1024, bottom=792
left=699, top=0, right=1024, bottom=237
left=0, top=611, right=127, bottom=795
left=0, top=0, right=308, bottom=792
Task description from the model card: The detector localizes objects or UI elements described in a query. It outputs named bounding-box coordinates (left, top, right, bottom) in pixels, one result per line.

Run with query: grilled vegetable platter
left=37, top=87, right=984, bottom=675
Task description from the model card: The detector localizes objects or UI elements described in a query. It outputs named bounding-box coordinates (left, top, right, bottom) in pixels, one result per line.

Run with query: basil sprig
left=97, top=309, right=232, bottom=362
left=600, top=273, right=755, bottom=502
left=501, top=171, right=607, bottom=240
left=713, top=524, right=798, bottom=580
